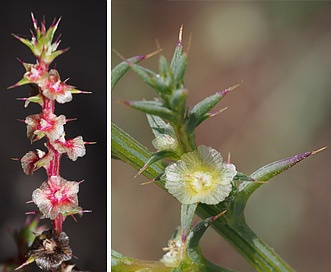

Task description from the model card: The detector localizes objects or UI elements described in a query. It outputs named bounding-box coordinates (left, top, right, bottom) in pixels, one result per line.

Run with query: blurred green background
left=111, top=2, right=331, bottom=271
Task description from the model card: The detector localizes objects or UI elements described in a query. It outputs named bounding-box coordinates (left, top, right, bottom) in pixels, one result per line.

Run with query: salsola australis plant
left=111, top=27, right=326, bottom=271
left=3, top=14, right=93, bottom=272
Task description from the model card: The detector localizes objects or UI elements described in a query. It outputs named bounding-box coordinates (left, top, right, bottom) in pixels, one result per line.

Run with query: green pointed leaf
left=159, top=55, right=171, bottom=77
left=129, top=63, right=172, bottom=96
left=170, top=26, right=183, bottom=73
left=173, top=53, right=187, bottom=86
left=158, top=55, right=175, bottom=94
left=24, top=94, right=43, bottom=107
left=45, top=18, right=60, bottom=42
left=111, top=54, right=147, bottom=90
left=185, top=211, right=231, bottom=271
left=233, top=172, right=255, bottom=182
left=186, top=84, right=239, bottom=133
left=12, top=34, right=34, bottom=51
left=168, top=88, right=188, bottom=115
left=125, top=100, right=178, bottom=124
left=187, top=211, right=226, bottom=253
left=147, top=114, right=176, bottom=138
left=239, top=146, right=327, bottom=198
left=8, top=77, right=31, bottom=88
left=194, top=107, right=228, bottom=128
left=135, top=150, right=179, bottom=178
left=111, top=123, right=165, bottom=185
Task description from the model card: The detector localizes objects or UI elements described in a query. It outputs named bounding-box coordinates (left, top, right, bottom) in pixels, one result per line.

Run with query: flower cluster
left=10, top=14, right=91, bottom=271
left=160, top=227, right=183, bottom=267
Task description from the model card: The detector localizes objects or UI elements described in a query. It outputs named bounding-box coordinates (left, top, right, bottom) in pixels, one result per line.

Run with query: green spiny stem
left=202, top=256, right=237, bottom=272
left=112, top=250, right=171, bottom=272
left=196, top=204, right=295, bottom=272
left=111, top=122, right=295, bottom=272
left=111, top=122, right=165, bottom=184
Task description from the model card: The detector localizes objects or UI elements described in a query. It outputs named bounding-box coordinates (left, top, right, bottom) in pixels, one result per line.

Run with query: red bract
left=39, top=69, right=73, bottom=104
left=25, top=112, right=66, bottom=142
left=21, top=149, right=53, bottom=175
left=32, top=176, right=80, bottom=220
left=24, top=61, right=48, bottom=83
left=53, top=135, right=86, bottom=161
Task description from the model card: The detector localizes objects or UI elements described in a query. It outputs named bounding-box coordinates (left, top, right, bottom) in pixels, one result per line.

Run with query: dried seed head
left=25, top=229, right=72, bottom=271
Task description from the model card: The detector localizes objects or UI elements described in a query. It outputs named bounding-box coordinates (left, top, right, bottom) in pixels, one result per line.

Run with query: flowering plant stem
left=7, top=14, right=91, bottom=271
left=112, top=27, right=325, bottom=271
left=111, top=123, right=295, bottom=272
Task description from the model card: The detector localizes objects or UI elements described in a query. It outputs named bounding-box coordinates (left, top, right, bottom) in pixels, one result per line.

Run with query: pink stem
left=40, top=79, right=65, bottom=233
left=53, top=214, right=64, bottom=233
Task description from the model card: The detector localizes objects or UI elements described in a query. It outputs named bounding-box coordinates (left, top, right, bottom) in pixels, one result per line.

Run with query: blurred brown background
left=111, top=1, right=331, bottom=272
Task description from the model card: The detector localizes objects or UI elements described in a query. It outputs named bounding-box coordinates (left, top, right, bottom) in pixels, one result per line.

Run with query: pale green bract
left=164, top=145, right=237, bottom=205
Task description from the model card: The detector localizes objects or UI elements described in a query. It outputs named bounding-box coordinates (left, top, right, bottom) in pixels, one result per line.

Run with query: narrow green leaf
left=168, top=88, right=188, bottom=115
left=111, top=122, right=165, bottom=185
left=194, top=107, right=228, bottom=128
left=111, top=55, right=145, bottom=90
left=187, top=211, right=226, bottom=252
left=159, top=55, right=170, bottom=77
left=158, top=56, right=175, bottom=92
left=8, top=77, right=30, bottom=89
left=147, top=114, right=175, bottom=138
left=239, top=147, right=327, bottom=197
left=129, top=63, right=172, bottom=96
left=233, top=172, right=255, bottom=182
left=173, top=53, right=187, bottom=86
left=124, top=100, right=178, bottom=124
left=111, top=50, right=160, bottom=91
left=185, top=210, right=233, bottom=271
left=186, top=84, right=240, bottom=133
left=135, top=150, right=179, bottom=178
left=170, top=26, right=183, bottom=73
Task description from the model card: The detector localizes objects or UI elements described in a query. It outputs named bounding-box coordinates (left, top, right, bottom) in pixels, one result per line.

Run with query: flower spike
left=8, top=14, right=92, bottom=272
left=13, top=13, right=69, bottom=65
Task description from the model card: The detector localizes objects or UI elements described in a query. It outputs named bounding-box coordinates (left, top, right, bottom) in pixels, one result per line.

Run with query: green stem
left=196, top=203, right=294, bottom=272
left=177, top=125, right=196, bottom=153
left=202, top=256, right=237, bottom=272
left=172, top=115, right=196, bottom=154
left=112, top=250, right=171, bottom=272
left=111, top=123, right=165, bottom=184
left=111, top=122, right=295, bottom=272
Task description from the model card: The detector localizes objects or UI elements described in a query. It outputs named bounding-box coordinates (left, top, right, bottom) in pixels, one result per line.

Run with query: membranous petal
left=165, top=145, right=237, bottom=205
left=32, top=176, right=80, bottom=220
